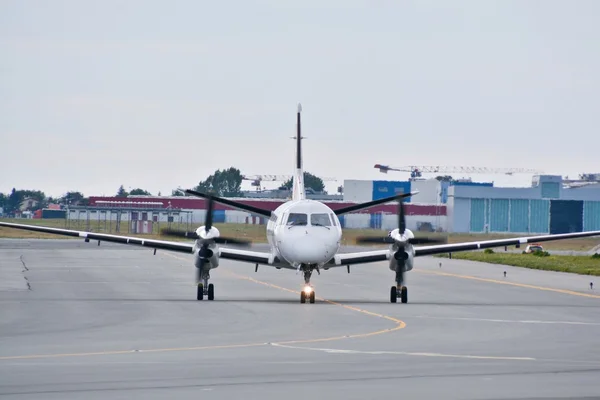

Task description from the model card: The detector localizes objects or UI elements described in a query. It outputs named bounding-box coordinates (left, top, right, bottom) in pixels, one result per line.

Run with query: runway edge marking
left=417, top=269, right=600, bottom=299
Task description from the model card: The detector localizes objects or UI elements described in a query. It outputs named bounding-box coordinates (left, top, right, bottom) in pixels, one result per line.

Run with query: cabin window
left=286, top=213, right=308, bottom=226
left=311, top=213, right=331, bottom=226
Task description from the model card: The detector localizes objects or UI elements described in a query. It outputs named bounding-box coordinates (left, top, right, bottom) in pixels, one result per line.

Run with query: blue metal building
left=371, top=180, right=412, bottom=202
left=448, top=176, right=600, bottom=234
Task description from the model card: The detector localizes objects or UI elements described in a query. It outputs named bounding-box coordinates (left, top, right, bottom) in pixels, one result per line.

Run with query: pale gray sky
left=1, top=0, right=599, bottom=197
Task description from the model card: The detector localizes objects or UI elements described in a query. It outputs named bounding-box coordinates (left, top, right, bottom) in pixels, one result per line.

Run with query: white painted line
left=413, top=316, right=600, bottom=326
left=271, top=343, right=536, bottom=361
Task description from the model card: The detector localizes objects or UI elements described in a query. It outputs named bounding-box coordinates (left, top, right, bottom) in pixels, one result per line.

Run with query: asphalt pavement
left=1, top=239, right=599, bottom=400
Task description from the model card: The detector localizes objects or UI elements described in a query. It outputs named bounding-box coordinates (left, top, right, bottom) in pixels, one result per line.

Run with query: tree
left=116, top=185, right=129, bottom=198
left=6, top=188, right=21, bottom=213
left=195, top=167, right=243, bottom=197
left=4, top=189, right=46, bottom=212
left=129, top=188, right=152, bottom=196
left=60, top=191, right=86, bottom=205
left=171, top=189, right=185, bottom=196
left=280, top=172, right=325, bottom=193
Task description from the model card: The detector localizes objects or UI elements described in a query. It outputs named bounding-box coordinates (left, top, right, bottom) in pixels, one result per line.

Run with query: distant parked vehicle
left=525, top=244, right=544, bottom=253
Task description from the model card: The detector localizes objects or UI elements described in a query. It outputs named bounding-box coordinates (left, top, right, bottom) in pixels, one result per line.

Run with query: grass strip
left=436, top=251, right=600, bottom=276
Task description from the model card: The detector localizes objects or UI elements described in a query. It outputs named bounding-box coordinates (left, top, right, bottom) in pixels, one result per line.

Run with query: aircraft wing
left=218, top=247, right=285, bottom=267
left=414, top=230, right=600, bottom=257
left=329, top=249, right=390, bottom=266
left=0, top=222, right=194, bottom=254
left=327, top=230, right=600, bottom=266
left=0, top=221, right=289, bottom=268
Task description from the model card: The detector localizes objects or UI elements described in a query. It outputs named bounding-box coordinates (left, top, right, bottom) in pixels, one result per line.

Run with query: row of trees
left=0, top=167, right=330, bottom=214
left=0, top=187, right=155, bottom=215
left=190, top=167, right=326, bottom=197
left=0, top=189, right=89, bottom=215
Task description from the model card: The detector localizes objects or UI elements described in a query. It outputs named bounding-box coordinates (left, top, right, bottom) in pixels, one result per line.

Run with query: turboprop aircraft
left=1, top=104, right=600, bottom=304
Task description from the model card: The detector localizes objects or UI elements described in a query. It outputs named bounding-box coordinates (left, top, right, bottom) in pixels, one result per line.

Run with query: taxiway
left=1, top=239, right=599, bottom=399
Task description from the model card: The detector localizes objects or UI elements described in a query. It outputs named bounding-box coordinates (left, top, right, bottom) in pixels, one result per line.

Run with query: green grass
left=436, top=251, right=600, bottom=276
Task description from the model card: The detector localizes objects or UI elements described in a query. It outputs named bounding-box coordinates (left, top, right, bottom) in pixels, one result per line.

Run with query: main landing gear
left=300, top=267, right=316, bottom=304
left=390, top=267, right=408, bottom=304
left=390, top=285, right=407, bottom=304
left=197, top=270, right=214, bottom=301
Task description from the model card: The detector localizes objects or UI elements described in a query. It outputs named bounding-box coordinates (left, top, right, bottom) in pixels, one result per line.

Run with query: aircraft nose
left=278, top=231, right=336, bottom=264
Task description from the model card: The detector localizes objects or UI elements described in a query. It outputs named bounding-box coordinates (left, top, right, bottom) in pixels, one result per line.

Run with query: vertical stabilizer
left=292, top=103, right=306, bottom=201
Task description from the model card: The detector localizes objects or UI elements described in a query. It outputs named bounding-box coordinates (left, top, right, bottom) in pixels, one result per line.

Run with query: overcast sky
left=1, top=0, right=599, bottom=197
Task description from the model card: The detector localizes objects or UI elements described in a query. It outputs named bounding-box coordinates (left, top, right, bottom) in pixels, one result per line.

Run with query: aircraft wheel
left=309, top=290, right=315, bottom=304
left=401, top=286, right=408, bottom=304
left=390, top=286, right=397, bottom=303
left=300, top=291, right=306, bottom=304
left=208, top=283, right=214, bottom=301
left=197, top=284, right=204, bottom=301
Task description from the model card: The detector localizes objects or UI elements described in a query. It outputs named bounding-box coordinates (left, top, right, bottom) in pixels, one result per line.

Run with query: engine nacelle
left=193, top=238, right=220, bottom=270
left=198, top=247, right=214, bottom=259
left=389, top=246, right=414, bottom=272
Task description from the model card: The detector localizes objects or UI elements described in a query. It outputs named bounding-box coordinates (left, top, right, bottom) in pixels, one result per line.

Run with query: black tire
left=208, top=283, right=214, bottom=301
left=309, top=290, right=315, bottom=304
left=197, top=284, right=203, bottom=301
left=390, top=286, right=397, bottom=303
left=401, top=286, right=408, bottom=304
left=300, top=291, right=306, bottom=304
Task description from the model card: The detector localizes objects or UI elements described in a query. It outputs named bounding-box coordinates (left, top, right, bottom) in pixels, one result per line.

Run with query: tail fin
left=292, top=103, right=306, bottom=201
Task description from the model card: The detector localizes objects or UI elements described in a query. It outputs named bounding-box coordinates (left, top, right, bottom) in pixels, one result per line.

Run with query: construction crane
left=563, top=173, right=600, bottom=188
left=242, top=174, right=337, bottom=188
left=373, top=164, right=543, bottom=180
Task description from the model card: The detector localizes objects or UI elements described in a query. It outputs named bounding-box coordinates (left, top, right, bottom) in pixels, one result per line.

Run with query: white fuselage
left=267, top=199, right=342, bottom=266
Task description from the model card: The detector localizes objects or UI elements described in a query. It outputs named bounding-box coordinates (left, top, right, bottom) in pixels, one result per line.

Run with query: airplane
left=1, top=104, right=600, bottom=304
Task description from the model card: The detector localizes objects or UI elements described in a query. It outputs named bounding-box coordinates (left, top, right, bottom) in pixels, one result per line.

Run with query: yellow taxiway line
left=417, top=269, right=600, bottom=299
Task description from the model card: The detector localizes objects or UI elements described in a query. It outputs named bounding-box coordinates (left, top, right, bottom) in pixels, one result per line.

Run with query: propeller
left=355, top=199, right=447, bottom=287
left=355, top=200, right=447, bottom=246
left=159, top=194, right=251, bottom=247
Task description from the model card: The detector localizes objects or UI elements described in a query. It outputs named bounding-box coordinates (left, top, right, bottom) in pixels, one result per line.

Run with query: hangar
left=343, top=175, right=600, bottom=234
left=448, top=175, right=600, bottom=234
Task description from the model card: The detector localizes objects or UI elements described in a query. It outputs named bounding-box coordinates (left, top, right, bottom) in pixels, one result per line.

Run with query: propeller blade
left=160, top=228, right=199, bottom=239
left=355, top=236, right=395, bottom=245
left=214, top=236, right=252, bottom=246
left=399, top=198, right=406, bottom=234
left=408, top=237, right=448, bottom=245
left=205, top=195, right=214, bottom=232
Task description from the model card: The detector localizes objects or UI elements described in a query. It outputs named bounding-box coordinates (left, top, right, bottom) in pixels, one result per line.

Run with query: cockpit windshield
left=287, top=213, right=308, bottom=226
left=311, top=213, right=331, bottom=227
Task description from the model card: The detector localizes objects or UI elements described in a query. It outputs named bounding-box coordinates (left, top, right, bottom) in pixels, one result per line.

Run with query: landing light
left=303, top=286, right=313, bottom=294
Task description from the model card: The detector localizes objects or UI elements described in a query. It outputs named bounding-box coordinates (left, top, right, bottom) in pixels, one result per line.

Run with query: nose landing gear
left=300, top=267, right=316, bottom=304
